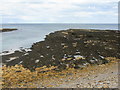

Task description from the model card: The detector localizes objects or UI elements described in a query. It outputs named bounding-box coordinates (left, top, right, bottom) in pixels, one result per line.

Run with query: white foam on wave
left=0, top=48, right=32, bottom=56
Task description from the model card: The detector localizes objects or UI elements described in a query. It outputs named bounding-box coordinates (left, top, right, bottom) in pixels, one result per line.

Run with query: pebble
left=40, top=55, right=44, bottom=58
left=46, top=46, right=50, bottom=49
left=35, top=60, right=40, bottom=63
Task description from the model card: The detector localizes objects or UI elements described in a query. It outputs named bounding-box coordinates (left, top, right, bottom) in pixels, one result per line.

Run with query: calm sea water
left=0, top=23, right=118, bottom=52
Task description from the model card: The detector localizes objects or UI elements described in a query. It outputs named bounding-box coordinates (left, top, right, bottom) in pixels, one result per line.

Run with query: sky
left=0, top=0, right=119, bottom=23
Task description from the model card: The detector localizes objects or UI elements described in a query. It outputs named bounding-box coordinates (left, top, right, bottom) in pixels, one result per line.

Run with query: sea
left=0, top=23, right=118, bottom=53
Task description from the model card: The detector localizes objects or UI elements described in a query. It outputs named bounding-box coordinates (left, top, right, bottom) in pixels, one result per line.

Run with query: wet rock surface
left=2, top=29, right=120, bottom=71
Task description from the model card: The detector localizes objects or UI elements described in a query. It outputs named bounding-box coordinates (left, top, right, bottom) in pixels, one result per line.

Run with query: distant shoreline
left=0, top=28, right=17, bottom=32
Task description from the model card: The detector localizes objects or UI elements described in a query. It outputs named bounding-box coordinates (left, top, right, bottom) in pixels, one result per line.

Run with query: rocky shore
left=2, top=57, right=119, bottom=88
left=33, top=59, right=119, bottom=88
left=2, top=29, right=120, bottom=70
left=1, top=29, right=120, bottom=88
left=0, top=28, right=17, bottom=32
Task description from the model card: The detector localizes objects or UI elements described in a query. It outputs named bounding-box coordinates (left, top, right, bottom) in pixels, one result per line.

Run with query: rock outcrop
left=2, top=29, right=120, bottom=71
left=0, top=28, right=17, bottom=32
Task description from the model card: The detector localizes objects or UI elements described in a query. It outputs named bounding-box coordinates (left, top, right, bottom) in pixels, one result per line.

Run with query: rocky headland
left=2, top=29, right=120, bottom=70
left=1, top=29, right=120, bottom=88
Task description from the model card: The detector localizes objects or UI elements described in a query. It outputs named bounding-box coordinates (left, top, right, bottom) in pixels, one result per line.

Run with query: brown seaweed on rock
left=2, top=29, right=120, bottom=71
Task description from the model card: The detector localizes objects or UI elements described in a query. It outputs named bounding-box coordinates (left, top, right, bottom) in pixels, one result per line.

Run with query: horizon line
left=0, top=22, right=118, bottom=24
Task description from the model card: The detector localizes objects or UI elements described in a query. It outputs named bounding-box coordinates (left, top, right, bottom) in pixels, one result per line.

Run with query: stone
left=35, top=60, right=40, bottom=63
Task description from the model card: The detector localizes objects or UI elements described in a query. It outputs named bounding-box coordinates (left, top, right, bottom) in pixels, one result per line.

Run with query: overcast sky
left=0, top=0, right=119, bottom=23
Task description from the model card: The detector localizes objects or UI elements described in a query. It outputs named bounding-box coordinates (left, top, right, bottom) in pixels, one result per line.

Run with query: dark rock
left=2, top=51, right=9, bottom=53
left=0, top=28, right=17, bottom=32
left=15, top=70, right=22, bottom=72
